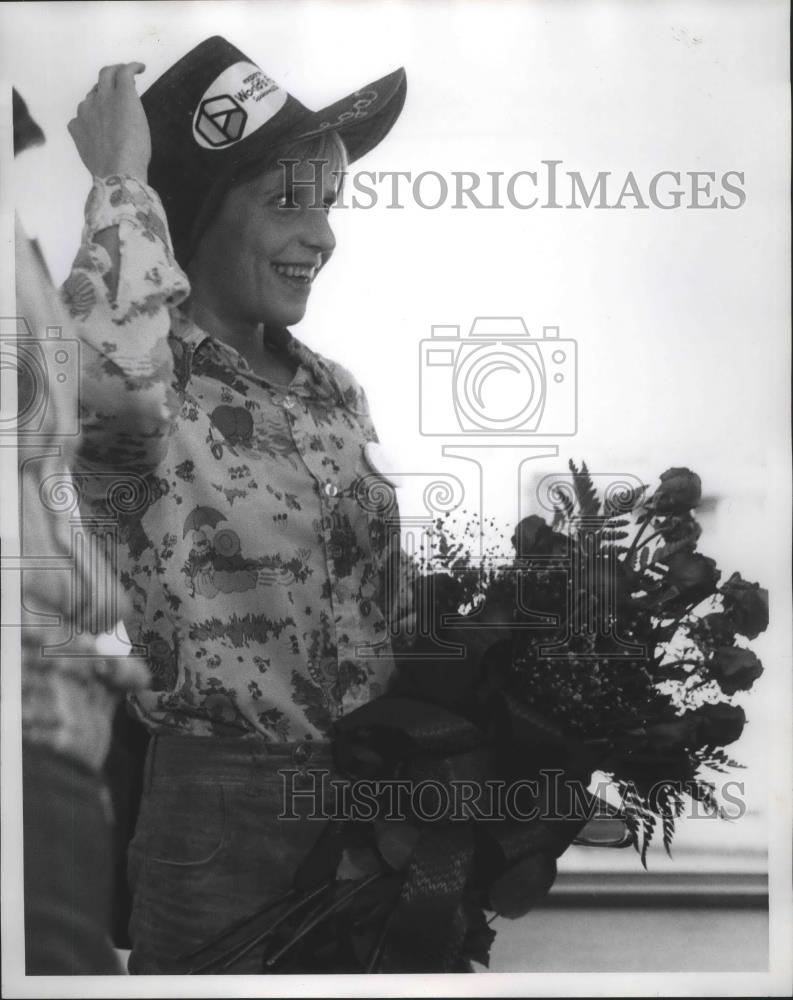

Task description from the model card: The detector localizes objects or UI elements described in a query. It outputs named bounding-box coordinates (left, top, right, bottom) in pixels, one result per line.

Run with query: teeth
left=273, top=263, right=315, bottom=281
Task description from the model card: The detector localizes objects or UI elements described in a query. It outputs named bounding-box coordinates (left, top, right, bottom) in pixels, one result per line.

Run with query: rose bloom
left=511, top=515, right=557, bottom=557
left=661, top=551, right=721, bottom=609
left=699, top=612, right=737, bottom=645
left=652, top=467, right=702, bottom=515
left=709, top=646, right=764, bottom=695
left=690, top=703, right=746, bottom=748
left=720, top=571, right=769, bottom=640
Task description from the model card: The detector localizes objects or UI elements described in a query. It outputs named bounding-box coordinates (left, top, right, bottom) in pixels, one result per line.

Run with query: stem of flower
left=637, top=528, right=665, bottom=550
left=264, top=872, right=384, bottom=969
left=365, top=911, right=395, bottom=973
left=193, top=882, right=331, bottom=973
left=182, top=887, right=297, bottom=967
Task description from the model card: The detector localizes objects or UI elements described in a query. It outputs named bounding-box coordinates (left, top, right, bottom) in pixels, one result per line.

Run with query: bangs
left=228, top=130, right=349, bottom=197
left=276, top=131, right=349, bottom=182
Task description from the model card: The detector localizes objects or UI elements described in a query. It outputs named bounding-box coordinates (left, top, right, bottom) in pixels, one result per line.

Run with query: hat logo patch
left=195, top=95, right=247, bottom=147
left=193, top=60, right=288, bottom=150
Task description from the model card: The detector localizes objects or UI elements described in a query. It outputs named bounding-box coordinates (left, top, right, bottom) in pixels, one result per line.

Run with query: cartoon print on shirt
left=185, top=528, right=219, bottom=596
left=207, top=403, right=254, bottom=459
left=181, top=506, right=312, bottom=597
left=182, top=505, right=256, bottom=597
left=292, top=613, right=371, bottom=731
left=183, top=525, right=258, bottom=597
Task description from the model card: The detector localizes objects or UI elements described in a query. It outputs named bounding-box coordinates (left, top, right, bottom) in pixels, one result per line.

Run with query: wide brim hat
left=142, top=36, right=406, bottom=264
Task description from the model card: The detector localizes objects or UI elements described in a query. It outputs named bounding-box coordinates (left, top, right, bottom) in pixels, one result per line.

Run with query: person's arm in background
left=13, top=84, right=160, bottom=975
left=63, top=63, right=190, bottom=484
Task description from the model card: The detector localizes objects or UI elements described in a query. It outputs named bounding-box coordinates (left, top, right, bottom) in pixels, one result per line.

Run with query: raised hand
left=68, top=62, right=151, bottom=181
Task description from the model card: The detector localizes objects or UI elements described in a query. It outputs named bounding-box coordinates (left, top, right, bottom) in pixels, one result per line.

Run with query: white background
left=1, top=0, right=790, bottom=995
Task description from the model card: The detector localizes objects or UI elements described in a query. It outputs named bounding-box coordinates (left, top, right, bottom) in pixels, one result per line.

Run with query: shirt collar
left=170, top=312, right=340, bottom=399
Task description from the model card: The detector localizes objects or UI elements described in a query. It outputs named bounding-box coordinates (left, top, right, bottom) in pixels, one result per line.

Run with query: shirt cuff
left=83, top=175, right=174, bottom=247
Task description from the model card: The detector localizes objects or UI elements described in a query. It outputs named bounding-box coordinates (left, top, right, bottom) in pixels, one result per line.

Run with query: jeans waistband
left=146, top=734, right=334, bottom=789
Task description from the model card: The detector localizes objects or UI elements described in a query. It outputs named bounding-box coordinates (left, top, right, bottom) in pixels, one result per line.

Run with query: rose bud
left=652, top=467, right=702, bottom=515
left=690, top=703, right=746, bottom=748
left=720, top=571, right=769, bottom=639
left=659, top=551, right=721, bottom=609
left=709, top=646, right=764, bottom=695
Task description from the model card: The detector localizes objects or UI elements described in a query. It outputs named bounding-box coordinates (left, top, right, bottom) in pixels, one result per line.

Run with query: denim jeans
left=127, top=734, right=338, bottom=974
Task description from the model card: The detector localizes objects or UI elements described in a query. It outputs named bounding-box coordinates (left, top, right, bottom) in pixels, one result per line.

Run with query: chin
left=267, top=303, right=309, bottom=328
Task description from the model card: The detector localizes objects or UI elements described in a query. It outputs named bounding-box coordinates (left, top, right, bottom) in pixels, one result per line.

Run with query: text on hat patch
left=193, top=61, right=288, bottom=149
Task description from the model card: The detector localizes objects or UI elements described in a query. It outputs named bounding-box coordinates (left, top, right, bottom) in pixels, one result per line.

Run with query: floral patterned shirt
left=66, top=175, right=401, bottom=741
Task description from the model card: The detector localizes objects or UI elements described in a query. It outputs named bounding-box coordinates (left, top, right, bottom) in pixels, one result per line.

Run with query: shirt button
left=323, top=481, right=340, bottom=498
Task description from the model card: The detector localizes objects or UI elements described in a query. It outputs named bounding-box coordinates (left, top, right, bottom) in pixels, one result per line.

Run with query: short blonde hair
left=270, top=130, right=349, bottom=186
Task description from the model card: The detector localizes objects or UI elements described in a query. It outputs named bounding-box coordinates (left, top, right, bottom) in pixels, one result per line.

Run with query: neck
left=184, top=296, right=256, bottom=359
left=184, top=298, right=295, bottom=383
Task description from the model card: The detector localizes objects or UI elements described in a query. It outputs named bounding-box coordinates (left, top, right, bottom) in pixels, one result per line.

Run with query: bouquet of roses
left=180, top=462, right=767, bottom=974
left=416, top=463, right=767, bottom=861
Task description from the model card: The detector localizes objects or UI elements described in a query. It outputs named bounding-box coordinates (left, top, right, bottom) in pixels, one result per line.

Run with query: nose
left=298, top=204, right=336, bottom=259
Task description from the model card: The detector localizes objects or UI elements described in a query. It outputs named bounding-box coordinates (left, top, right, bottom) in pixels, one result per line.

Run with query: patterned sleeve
left=62, top=175, right=190, bottom=476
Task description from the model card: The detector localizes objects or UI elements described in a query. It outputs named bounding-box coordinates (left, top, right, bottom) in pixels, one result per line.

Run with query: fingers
left=116, top=62, right=146, bottom=88
left=97, top=64, right=122, bottom=91
left=93, top=62, right=146, bottom=93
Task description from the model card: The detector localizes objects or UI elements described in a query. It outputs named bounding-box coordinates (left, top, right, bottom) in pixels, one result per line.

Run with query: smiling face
left=187, top=140, right=346, bottom=330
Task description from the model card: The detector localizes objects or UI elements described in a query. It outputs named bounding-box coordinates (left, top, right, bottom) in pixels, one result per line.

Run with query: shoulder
left=282, top=329, right=373, bottom=418
left=318, top=354, right=371, bottom=417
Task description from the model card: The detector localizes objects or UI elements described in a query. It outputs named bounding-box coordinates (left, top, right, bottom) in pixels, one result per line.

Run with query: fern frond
left=687, top=779, right=722, bottom=819
left=662, top=811, right=675, bottom=858
left=640, top=812, right=656, bottom=868
left=572, top=460, right=601, bottom=518
left=600, top=529, right=629, bottom=542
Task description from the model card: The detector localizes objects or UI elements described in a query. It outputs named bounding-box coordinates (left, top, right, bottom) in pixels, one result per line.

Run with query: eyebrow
left=264, top=167, right=341, bottom=202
